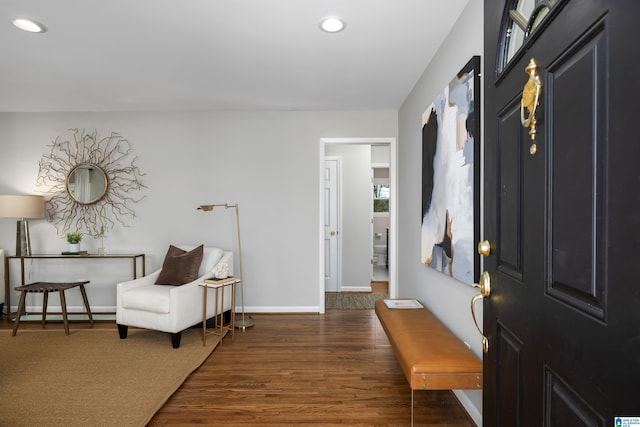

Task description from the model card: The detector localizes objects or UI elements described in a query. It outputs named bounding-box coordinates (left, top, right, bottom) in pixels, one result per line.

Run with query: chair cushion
left=122, top=284, right=172, bottom=313
left=155, top=245, right=204, bottom=286
left=172, top=245, right=225, bottom=277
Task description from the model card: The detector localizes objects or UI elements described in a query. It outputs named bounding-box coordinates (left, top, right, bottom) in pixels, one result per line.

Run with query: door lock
left=477, top=240, right=492, bottom=257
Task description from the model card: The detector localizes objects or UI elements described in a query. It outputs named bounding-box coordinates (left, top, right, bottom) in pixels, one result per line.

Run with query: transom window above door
left=498, top=0, right=563, bottom=73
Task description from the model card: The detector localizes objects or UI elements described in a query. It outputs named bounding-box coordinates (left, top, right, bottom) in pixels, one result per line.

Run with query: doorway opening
left=319, top=137, right=397, bottom=313
left=372, top=164, right=390, bottom=284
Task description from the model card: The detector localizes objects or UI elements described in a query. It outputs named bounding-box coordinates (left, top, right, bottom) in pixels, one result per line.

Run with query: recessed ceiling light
left=11, top=18, right=47, bottom=33
left=320, top=17, right=345, bottom=33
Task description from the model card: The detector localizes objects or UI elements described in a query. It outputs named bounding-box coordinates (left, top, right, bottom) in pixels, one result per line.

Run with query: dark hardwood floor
left=2, top=310, right=475, bottom=426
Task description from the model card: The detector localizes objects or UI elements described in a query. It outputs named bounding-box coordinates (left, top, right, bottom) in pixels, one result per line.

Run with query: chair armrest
left=117, top=269, right=161, bottom=294
left=116, top=270, right=161, bottom=316
left=167, top=252, right=235, bottom=329
left=166, top=279, right=217, bottom=331
left=200, top=251, right=234, bottom=279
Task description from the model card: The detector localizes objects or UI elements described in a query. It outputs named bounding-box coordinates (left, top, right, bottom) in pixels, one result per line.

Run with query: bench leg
left=11, top=291, right=27, bottom=336
left=42, top=291, right=49, bottom=327
left=59, top=290, right=69, bottom=335
left=411, top=389, right=414, bottom=427
left=78, top=284, right=93, bottom=326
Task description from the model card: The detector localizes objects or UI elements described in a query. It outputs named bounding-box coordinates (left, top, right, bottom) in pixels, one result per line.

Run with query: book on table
left=203, top=277, right=236, bottom=286
left=383, top=299, right=423, bottom=309
left=61, top=250, right=89, bottom=256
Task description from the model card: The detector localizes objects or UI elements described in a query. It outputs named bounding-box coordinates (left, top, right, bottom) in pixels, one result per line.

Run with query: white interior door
left=324, top=158, right=339, bottom=292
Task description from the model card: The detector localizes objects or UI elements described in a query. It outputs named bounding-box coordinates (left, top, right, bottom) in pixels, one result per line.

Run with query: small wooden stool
left=12, top=281, right=93, bottom=336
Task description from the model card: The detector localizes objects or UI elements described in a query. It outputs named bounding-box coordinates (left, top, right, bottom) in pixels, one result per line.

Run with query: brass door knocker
left=520, top=58, right=542, bottom=155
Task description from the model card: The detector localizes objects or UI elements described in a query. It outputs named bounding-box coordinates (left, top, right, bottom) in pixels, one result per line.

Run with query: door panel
left=324, top=159, right=339, bottom=292
left=497, top=98, right=525, bottom=279
left=496, top=323, right=523, bottom=426
left=544, top=368, right=605, bottom=426
left=484, top=0, right=640, bottom=424
left=546, top=21, right=607, bottom=320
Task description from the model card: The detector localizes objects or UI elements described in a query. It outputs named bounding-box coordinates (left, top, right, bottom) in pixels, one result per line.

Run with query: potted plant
left=66, top=231, right=83, bottom=252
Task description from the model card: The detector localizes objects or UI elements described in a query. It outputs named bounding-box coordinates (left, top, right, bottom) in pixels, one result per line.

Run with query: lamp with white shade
left=0, top=195, right=45, bottom=256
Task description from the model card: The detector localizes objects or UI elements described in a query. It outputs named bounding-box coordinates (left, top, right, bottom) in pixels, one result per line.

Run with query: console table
left=4, top=253, right=145, bottom=320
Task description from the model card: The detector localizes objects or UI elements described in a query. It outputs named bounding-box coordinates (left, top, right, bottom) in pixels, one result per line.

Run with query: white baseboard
left=21, top=304, right=116, bottom=314
left=338, top=286, right=372, bottom=292
left=18, top=313, right=115, bottom=321
left=453, top=389, right=482, bottom=426
left=16, top=304, right=324, bottom=315
left=241, top=305, right=320, bottom=313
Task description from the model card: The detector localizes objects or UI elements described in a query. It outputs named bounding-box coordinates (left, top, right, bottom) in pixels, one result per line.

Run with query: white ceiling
left=1, top=0, right=470, bottom=112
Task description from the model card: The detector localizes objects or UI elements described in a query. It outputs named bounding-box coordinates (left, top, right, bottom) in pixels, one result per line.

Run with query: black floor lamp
left=197, top=203, right=254, bottom=329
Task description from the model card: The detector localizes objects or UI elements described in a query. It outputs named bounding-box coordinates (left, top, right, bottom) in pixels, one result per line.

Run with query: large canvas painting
left=421, top=56, right=480, bottom=286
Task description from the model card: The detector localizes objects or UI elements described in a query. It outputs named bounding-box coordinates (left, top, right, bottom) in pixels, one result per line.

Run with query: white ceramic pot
left=68, top=243, right=80, bottom=253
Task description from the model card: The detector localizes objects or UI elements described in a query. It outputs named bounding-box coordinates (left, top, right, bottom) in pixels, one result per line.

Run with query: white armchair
left=116, top=245, right=234, bottom=348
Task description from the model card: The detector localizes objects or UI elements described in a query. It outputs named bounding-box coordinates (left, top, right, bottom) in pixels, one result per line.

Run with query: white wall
left=371, top=145, right=390, bottom=164
left=325, top=144, right=372, bottom=291
left=0, top=110, right=397, bottom=313
left=397, top=1, right=483, bottom=425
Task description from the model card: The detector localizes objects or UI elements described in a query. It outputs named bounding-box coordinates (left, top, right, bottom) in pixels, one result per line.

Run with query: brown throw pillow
left=155, top=245, right=204, bottom=286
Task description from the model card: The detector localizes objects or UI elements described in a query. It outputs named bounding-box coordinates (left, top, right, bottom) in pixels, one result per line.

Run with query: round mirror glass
left=66, top=163, right=108, bottom=204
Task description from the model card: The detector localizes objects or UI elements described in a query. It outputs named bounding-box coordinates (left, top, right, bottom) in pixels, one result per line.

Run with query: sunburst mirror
left=36, top=128, right=146, bottom=236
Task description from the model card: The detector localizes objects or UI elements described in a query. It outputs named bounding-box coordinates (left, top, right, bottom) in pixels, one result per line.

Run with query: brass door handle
left=471, top=271, right=491, bottom=352
left=330, top=231, right=336, bottom=236
left=520, top=58, right=543, bottom=155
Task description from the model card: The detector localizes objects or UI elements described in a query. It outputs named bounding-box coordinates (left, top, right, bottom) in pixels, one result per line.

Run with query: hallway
left=372, top=264, right=389, bottom=282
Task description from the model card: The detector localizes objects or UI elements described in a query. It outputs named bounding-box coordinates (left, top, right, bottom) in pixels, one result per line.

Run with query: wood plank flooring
left=151, top=310, right=474, bottom=426
left=2, top=309, right=475, bottom=426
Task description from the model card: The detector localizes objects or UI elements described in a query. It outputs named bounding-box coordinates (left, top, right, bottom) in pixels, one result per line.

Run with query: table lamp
left=0, top=195, right=45, bottom=256
left=197, top=203, right=255, bottom=329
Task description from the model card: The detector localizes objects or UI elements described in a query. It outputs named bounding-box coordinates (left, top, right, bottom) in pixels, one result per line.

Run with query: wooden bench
left=375, top=299, right=482, bottom=425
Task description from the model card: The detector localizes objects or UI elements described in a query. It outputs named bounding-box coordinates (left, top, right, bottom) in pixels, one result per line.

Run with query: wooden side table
left=199, top=277, right=239, bottom=346
left=12, top=281, right=93, bottom=336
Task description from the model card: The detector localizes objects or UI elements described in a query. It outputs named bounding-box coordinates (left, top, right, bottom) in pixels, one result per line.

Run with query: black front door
left=483, top=0, right=640, bottom=424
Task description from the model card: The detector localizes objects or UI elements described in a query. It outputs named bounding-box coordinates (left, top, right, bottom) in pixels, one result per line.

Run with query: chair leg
left=59, top=290, right=70, bottom=335
left=78, top=284, right=94, bottom=326
left=171, top=332, right=181, bottom=349
left=117, top=324, right=128, bottom=339
left=42, top=291, right=49, bottom=327
left=12, top=291, right=27, bottom=336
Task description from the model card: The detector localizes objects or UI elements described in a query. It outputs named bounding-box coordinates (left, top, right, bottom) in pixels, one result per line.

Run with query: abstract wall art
left=421, top=56, right=480, bottom=286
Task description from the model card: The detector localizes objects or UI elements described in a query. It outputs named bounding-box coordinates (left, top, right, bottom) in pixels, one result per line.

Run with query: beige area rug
left=325, top=292, right=389, bottom=309
left=0, top=327, right=223, bottom=427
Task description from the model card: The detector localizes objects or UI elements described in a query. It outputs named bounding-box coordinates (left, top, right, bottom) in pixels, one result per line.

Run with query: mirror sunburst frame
left=36, top=128, right=146, bottom=236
